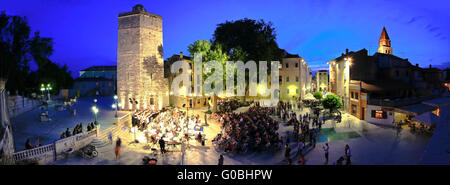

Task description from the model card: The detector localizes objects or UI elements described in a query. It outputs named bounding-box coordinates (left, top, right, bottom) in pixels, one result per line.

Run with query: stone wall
left=7, top=95, right=40, bottom=118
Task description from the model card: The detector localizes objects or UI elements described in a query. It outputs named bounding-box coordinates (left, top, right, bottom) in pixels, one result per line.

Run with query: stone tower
left=378, top=27, right=393, bottom=55
left=117, top=4, right=169, bottom=110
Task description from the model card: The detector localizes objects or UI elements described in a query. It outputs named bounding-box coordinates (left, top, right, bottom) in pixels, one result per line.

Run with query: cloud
left=406, top=16, right=423, bottom=24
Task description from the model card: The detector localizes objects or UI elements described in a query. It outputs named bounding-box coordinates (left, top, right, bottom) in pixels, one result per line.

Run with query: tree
left=0, top=12, right=32, bottom=95
left=188, top=40, right=230, bottom=112
left=0, top=12, right=73, bottom=97
left=212, top=19, right=283, bottom=101
left=313, top=91, right=323, bottom=100
left=321, top=94, right=342, bottom=113
left=212, top=18, right=283, bottom=63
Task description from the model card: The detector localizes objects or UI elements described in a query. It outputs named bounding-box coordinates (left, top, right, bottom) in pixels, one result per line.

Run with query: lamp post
left=113, top=95, right=118, bottom=118
left=46, top=83, right=52, bottom=101
left=40, top=84, right=45, bottom=101
left=93, top=99, right=98, bottom=125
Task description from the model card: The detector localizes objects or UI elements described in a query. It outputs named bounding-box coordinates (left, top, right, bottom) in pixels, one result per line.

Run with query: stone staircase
left=92, top=125, right=133, bottom=148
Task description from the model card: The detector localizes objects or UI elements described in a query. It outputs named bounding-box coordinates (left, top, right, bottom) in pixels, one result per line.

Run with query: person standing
left=284, top=143, right=291, bottom=163
left=108, top=131, right=113, bottom=145
left=218, top=155, right=224, bottom=165
left=345, top=144, right=351, bottom=165
left=297, top=140, right=303, bottom=156
left=323, top=143, right=329, bottom=163
left=159, top=137, right=166, bottom=154
left=115, top=137, right=122, bottom=160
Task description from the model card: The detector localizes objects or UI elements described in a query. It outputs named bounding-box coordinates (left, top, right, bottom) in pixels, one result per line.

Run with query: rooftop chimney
left=180, top=52, right=183, bottom=60
left=429, top=64, right=432, bottom=69
left=346, top=48, right=349, bottom=55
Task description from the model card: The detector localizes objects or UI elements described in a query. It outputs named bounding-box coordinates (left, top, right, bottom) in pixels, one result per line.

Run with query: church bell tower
left=378, top=27, right=393, bottom=55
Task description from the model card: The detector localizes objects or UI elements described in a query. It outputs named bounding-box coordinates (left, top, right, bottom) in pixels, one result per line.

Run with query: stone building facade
left=165, top=52, right=209, bottom=109
left=315, top=70, right=329, bottom=92
left=279, top=52, right=312, bottom=102
left=329, top=27, right=447, bottom=124
left=117, top=5, right=169, bottom=111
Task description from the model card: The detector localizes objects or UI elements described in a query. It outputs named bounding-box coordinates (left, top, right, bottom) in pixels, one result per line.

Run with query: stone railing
left=12, top=143, right=55, bottom=164
left=12, top=129, right=97, bottom=164
left=117, top=112, right=131, bottom=128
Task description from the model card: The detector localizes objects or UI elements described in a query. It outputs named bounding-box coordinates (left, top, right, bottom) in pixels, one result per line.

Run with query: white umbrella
left=304, top=93, right=316, bottom=100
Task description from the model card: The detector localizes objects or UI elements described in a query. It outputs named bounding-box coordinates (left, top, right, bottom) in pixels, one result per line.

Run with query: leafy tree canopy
left=321, top=94, right=342, bottom=111
left=313, top=91, right=323, bottom=100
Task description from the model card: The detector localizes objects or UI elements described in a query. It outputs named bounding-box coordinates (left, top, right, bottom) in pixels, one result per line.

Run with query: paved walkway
left=11, top=97, right=126, bottom=152
left=51, top=105, right=432, bottom=165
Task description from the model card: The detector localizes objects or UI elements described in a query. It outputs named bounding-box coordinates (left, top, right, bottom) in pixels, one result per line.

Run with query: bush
left=321, top=94, right=342, bottom=112
left=313, top=91, right=323, bottom=100
left=204, top=110, right=212, bottom=114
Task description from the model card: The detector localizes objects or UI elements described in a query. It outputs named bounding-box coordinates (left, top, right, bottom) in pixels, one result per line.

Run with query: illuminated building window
left=371, top=110, right=387, bottom=119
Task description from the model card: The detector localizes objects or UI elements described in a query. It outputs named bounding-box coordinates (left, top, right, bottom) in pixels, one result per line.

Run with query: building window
left=355, top=92, right=359, bottom=100
left=285, top=63, right=289, bottom=68
left=295, top=63, right=298, bottom=68
left=286, top=76, right=289, bottom=82
left=371, top=110, right=387, bottom=119
left=287, top=89, right=289, bottom=94
left=296, top=76, right=299, bottom=82
left=351, top=92, right=354, bottom=99
left=279, top=76, right=282, bottom=84
left=150, top=98, right=154, bottom=105
left=296, top=89, right=298, bottom=94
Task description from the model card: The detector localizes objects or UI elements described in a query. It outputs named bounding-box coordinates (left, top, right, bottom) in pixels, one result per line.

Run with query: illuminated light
left=92, top=106, right=99, bottom=114
left=112, top=104, right=117, bottom=109
left=114, top=95, right=118, bottom=100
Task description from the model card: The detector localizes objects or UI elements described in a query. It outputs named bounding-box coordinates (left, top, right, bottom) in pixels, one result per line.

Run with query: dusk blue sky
left=3, top=0, right=450, bottom=77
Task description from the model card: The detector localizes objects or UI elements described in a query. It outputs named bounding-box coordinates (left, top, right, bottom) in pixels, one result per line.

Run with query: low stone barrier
left=12, top=129, right=97, bottom=164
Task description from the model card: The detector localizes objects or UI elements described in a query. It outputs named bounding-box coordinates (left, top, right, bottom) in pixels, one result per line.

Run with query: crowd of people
left=217, top=99, right=242, bottom=113
left=131, top=108, right=206, bottom=153
left=212, top=105, right=281, bottom=154
left=59, top=122, right=96, bottom=139
left=25, top=137, right=41, bottom=150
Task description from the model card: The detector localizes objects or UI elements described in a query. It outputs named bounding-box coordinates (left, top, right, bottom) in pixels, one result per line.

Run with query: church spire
left=380, top=26, right=390, bottom=40
left=378, top=26, right=393, bottom=55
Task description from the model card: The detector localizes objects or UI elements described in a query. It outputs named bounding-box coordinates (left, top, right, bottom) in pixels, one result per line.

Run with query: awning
left=412, top=112, right=439, bottom=126
left=303, top=93, right=316, bottom=100
left=422, top=97, right=450, bottom=108
left=395, top=103, right=437, bottom=116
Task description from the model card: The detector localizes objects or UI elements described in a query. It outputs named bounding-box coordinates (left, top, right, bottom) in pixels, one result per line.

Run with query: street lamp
left=93, top=98, right=98, bottom=125
left=92, top=106, right=99, bottom=124
left=113, top=95, right=118, bottom=118
left=40, top=84, right=45, bottom=101
left=46, top=83, right=52, bottom=101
